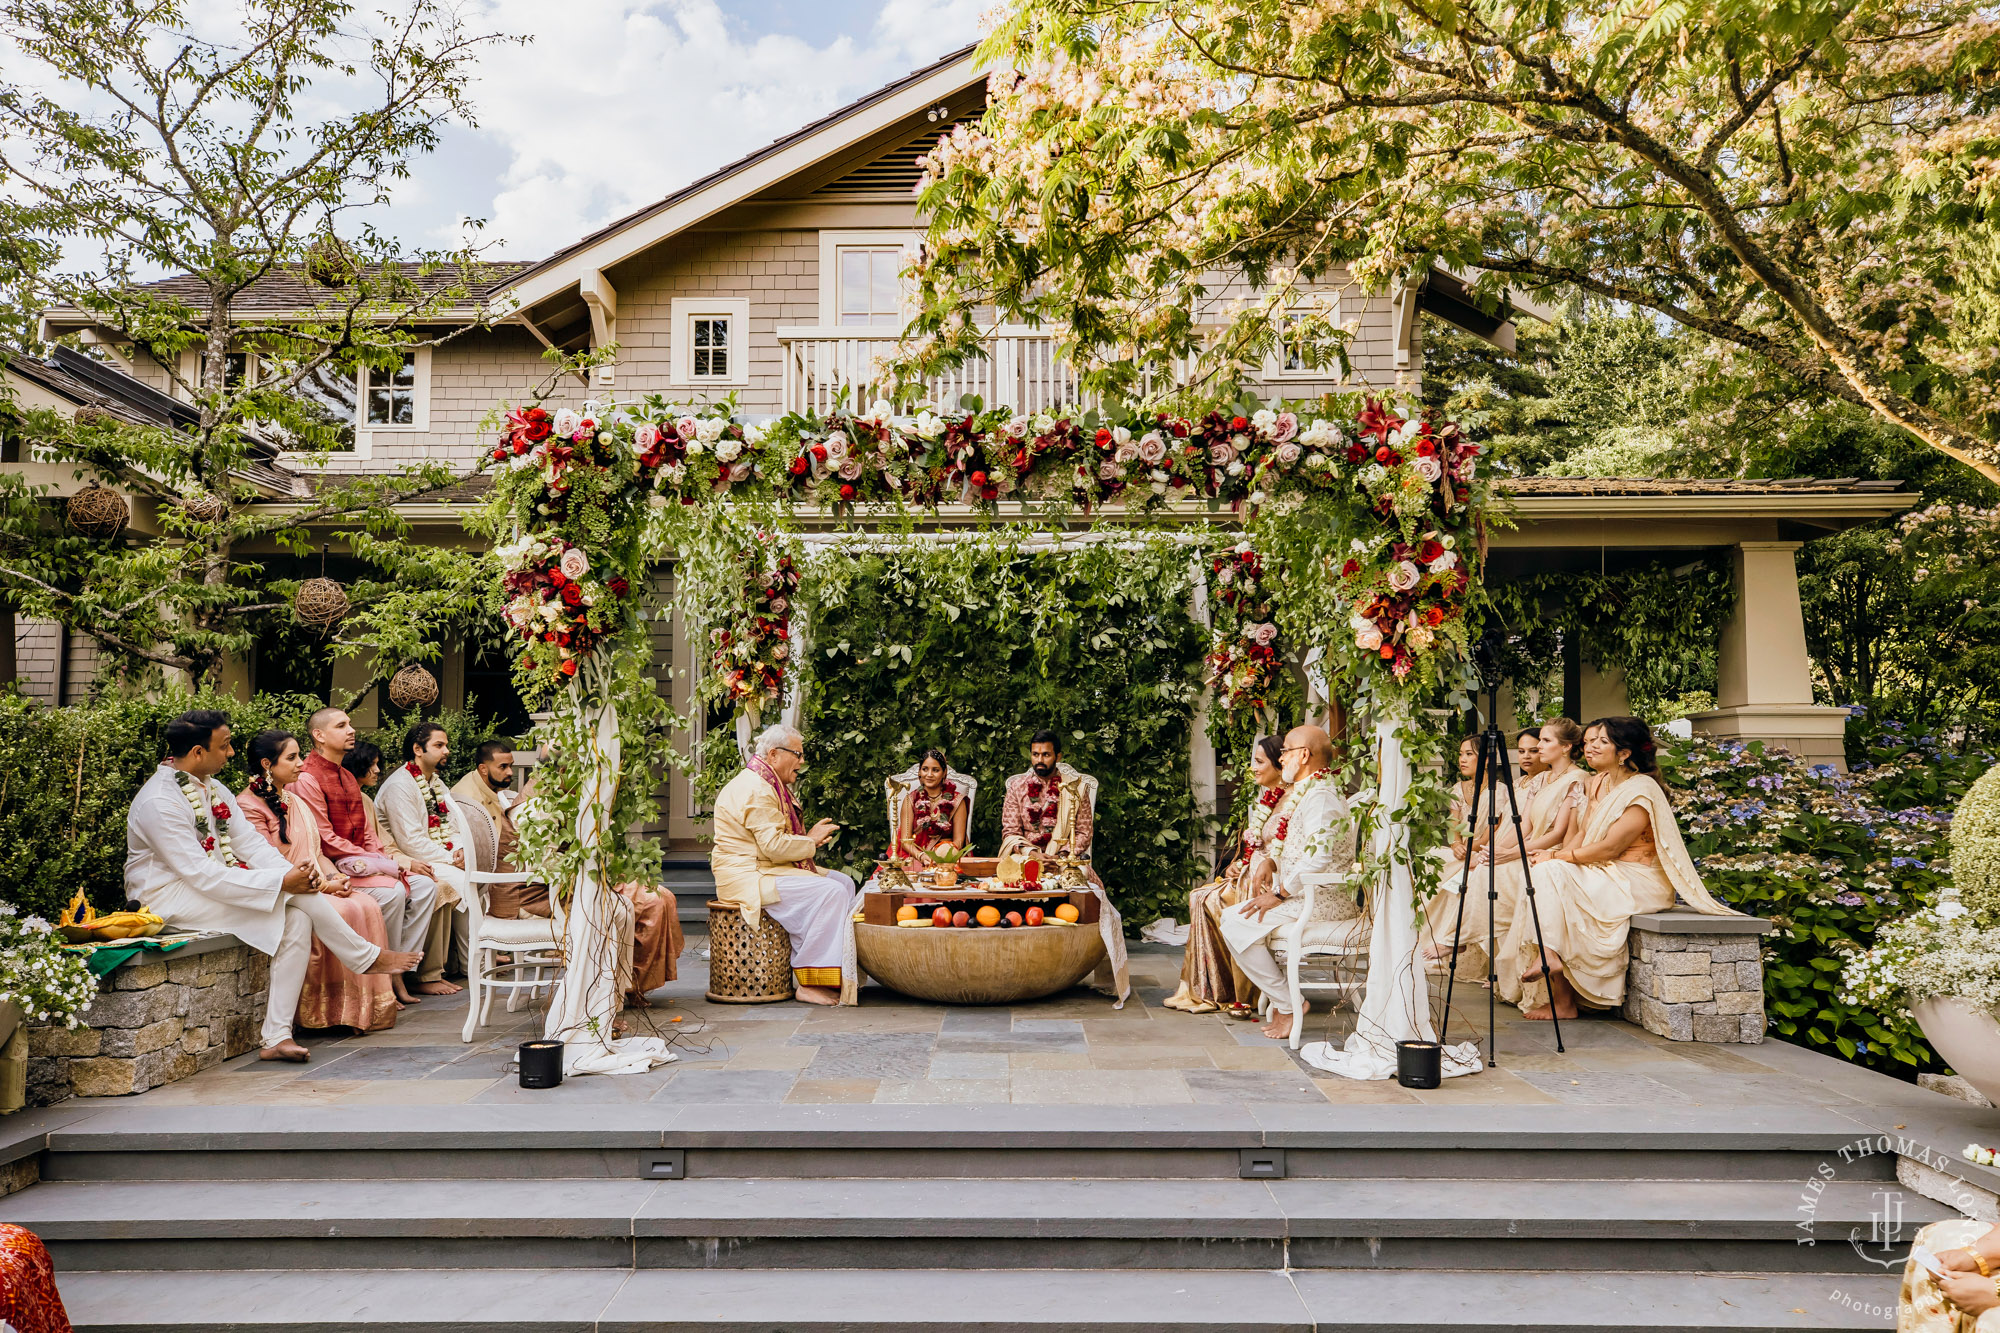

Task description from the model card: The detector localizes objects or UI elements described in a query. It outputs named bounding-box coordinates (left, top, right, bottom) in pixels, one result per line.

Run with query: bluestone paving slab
left=648, top=1070, right=800, bottom=1104
left=597, top=1267, right=1315, bottom=1331
left=307, top=1045, right=494, bottom=1082
left=470, top=1072, right=678, bottom=1106
left=7, top=1178, right=665, bottom=1237
left=794, top=1033, right=937, bottom=1079
left=1179, top=1068, right=1328, bottom=1104
left=658, top=1102, right=1266, bottom=1146
left=628, top=1178, right=1288, bottom=1236
left=1514, top=1069, right=1701, bottom=1106
left=0, top=1103, right=107, bottom=1166
left=45, top=1104, right=682, bottom=1150
left=1289, top=1268, right=1894, bottom=1329
left=56, top=1267, right=628, bottom=1331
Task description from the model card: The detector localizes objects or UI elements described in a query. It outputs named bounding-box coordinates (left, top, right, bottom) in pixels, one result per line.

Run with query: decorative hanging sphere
left=70, top=406, right=110, bottom=428
left=388, top=663, right=439, bottom=710
left=293, top=577, right=350, bottom=629
left=304, top=233, right=358, bottom=287
left=178, top=491, right=229, bottom=523
left=65, top=483, right=129, bottom=539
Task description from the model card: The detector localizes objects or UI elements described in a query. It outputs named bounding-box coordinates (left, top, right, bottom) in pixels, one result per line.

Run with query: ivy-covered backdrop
left=790, top=538, right=1212, bottom=931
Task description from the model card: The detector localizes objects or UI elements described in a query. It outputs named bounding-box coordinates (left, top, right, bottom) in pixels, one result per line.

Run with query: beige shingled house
left=5, top=44, right=1897, bottom=846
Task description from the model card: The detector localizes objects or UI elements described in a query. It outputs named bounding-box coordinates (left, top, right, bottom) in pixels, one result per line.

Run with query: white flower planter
left=1914, top=997, right=2000, bottom=1107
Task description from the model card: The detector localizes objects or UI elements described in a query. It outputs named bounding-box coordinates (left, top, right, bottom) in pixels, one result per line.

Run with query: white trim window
left=1266, top=295, right=1344, bottom=379
left=669, top=297, right=750, bottom=388
left=188, top=345, right=431, bottom=458
left=817, top=231, right=917, bottom=330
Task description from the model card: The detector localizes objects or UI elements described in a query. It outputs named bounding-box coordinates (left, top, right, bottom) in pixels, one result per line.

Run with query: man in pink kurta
left=290, top=708, right=442, bottom=978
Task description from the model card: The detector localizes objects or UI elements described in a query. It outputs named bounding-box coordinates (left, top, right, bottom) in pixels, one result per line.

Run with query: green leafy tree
left=0, top=0, right=511, bottom=687
left=909, top=0, right=2000, bottom=485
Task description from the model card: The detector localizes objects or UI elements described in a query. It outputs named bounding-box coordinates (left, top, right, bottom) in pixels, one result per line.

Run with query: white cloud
left=437, top=0, right=986, bottom=258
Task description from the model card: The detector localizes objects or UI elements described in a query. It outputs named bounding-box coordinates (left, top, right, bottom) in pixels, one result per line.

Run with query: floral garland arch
left=475, top=379, right=1488, bottom=1077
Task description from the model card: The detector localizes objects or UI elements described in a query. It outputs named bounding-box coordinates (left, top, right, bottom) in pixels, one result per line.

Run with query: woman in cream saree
left=1508, top=716, right=1739, bottom=1019
left=1426, top=726, right=1553, bottom=963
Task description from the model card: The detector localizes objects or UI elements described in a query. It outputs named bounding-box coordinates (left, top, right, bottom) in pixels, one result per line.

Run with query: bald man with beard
left=1219, top=725, right=1361, bottom=1041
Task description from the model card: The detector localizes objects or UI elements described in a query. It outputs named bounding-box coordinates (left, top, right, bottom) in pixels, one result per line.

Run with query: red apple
left=932, top=906, right=952, bottom=928
left=1025, top=906, right=1045, bottom=926
left=952, top=910, right=971, bottom=928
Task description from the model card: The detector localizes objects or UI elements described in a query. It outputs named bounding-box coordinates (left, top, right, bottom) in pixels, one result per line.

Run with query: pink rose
left=769, top=596, right=790, bottom=615
left=1388, top=560, right=1422, bottom=592
left=1415, top=455, right=1442, bottom=482
left=1251, top=622, right=1278, bottom=646
left=1209, top=442, right=1237, bottom=467
left=823, top=432, right=850, bottom=464
left=837, top=458, right=863, bottom=481
left=729, top=460, right=753, bottom=483
left=1138, top=434, right=1168, bottom=465
left=1114, top=440, right=1141, bottom=464
left=1098, top=460, right=1121, bottom=480
left=1275, top=441, right=1302, bottom=466
left=772, top=642, right=790, bottom=662
left=559, top=547, right=590, bottom=580
left=1356, top=625, right=1384, bottom=651
left=1272, top=412, right=1298, bottom=443
left=674, top=417, right=698, bottom=441
left=634, top=424, right=659, bottom=451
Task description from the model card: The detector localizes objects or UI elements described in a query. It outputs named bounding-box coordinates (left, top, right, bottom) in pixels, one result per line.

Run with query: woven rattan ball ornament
left=66, top=483, right=129, bottom=539
left=388, top=663, right=439, bottom=710
left=178, top=491, right=228, bottom=523
left=70, top=406, right=110, bottom=428
left=293, top=577, right=350, bottom=629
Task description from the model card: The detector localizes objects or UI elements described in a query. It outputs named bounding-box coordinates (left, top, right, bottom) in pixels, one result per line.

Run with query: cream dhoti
left=768, top=870, right=857, bottom=989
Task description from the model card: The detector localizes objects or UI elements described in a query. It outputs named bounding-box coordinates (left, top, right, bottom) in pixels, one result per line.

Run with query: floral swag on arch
left=474, top=369, right=1488, bottom=1078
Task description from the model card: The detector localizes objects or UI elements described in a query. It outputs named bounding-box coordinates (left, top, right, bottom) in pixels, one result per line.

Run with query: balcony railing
left=776, top=325, right=1085, bottom=417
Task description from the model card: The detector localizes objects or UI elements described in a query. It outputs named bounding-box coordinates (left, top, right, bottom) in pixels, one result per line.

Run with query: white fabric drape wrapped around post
left=544, top=684, right=672, bottom=1076
left=1301, top=717, right=1480, bottom=1082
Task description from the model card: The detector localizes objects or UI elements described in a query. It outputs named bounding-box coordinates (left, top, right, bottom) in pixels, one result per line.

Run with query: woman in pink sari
left=238, top=730, right=399, bottom=1033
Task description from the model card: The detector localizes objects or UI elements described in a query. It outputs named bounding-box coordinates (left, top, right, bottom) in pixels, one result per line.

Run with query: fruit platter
left=854, top=884, right=1106, bottom=1005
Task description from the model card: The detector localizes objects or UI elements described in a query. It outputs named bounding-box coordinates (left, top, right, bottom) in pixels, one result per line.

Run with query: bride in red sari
left=895, top=749, right=971, bottom=862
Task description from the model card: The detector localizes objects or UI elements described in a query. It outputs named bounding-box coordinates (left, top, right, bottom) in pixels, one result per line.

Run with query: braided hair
left=246, top=730, right=297, bottom=844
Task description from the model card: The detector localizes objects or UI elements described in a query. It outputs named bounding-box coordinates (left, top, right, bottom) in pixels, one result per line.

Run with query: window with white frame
left=817, top=231, right=916, bottom=330
left=190, top=344, right=430, bottom=456
left=365, top=352, right=418, bottom=425
left=670, top=298, right=750, bottom=388
left=1269, top=296, right=1342, bottom=378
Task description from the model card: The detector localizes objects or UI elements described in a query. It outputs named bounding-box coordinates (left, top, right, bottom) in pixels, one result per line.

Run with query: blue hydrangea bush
left=1659, top=711, right=1989, bottom=1072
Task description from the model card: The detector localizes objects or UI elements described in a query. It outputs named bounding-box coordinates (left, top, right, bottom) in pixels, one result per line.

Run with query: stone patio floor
left=112, top=937, right=1938, bottom=1112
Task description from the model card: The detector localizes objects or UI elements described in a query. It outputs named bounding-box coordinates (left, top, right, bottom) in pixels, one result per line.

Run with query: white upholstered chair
left=1265, top=871, right=1371, bottom=1049
left=456, top=801, right=564, bottom=1042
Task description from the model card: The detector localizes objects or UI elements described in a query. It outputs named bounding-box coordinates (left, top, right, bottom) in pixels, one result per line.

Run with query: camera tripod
left=1437, top=678, right=1566, bottom=1064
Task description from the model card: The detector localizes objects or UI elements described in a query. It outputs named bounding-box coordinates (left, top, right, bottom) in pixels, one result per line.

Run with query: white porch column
left=1690, top=541, right=1849, bottom=768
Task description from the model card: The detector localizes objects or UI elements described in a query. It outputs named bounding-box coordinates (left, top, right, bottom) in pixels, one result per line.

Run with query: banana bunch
left=58, top=891, right=164, bottom=940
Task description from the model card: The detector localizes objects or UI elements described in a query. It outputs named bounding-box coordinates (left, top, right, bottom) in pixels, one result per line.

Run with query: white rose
left=685, top=438, right=707, bottom=455
left=559, top=547, right=590, bottom=580
left=745, top=422, right=768, bottom=445
left=1032, top=413, right=1056, bottom=434
left=1112, top=426, right=1132, bottom=445
left=1355, top=625, right=1383, bottom=651
left=716, top=439, right=742, bottom=463
left=867, top=398, right=895, bottom=423
left=1226, top=460, right=1245, bottom=477
left=697, top=417, right=727, bottom=444
left=1415, top=455, right=1442, bottom=482
left=824, top=432, right=850, bottom=464
left=913, top=410, right=944, bottom=438
left=1251, top=408, right=1276, bottom=431
left=1428, top=550, right=1459, bottom=574
left=552, top=409, right=579, bottom=437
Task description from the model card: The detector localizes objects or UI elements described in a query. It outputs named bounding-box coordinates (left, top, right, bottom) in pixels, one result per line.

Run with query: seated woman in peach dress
left=1510, top=716, right=1738, bottom=1020
left=238, top=729, right=399, bottom=1032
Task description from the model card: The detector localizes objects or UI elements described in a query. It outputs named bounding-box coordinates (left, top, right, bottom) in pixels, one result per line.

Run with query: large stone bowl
left=855, top=922, right=1107, bottom=1005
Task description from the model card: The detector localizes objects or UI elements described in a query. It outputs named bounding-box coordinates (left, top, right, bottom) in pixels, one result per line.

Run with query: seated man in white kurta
left=125, top=710, right=422, bottom=1063
left=1220, top=725, right=1360, bottom=1041
left=376, top=720, right=469, bottom=980
left=709, top=724, right=854, bottom=1006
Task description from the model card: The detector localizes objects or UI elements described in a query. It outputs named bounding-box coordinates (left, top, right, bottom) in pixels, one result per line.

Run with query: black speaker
left=1396, top=1039, right=1443, bottom=1089
left=519, top=1039, right=564, bottom=1089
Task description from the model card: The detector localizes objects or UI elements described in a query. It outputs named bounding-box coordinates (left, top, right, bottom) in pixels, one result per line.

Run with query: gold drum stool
left=704, top=900, right=795, bottom=1004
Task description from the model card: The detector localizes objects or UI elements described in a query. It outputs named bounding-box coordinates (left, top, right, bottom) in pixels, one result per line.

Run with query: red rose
left=970, top=470, right=988, bottom=486
left=1374, top=446, right=1391, bottom=464
left=560, top=660, right=578, bottom=676
left=811, top=445, right=828, bottom=461
left=427, top=815, right=441, bottom=828
left=491, top=446, right=507, bottom=461
left=608, top=577, right=630, bottom=597
left=1341, top=559, right=1360, bottom=577
left=1418, top=540, right=1444, bottom=563
left=1231, top=416, right=1248, bottom=431
left=1347, top=443, right=1367, bottom=463
left=790, top=457, right=809, bottom=476
left=526, top=416, right=552, bottom=443
left=1095, top=428, right=1112, bottom=448
left=1423, top=604, right=1446, bottom=627
left=202, top=836, right=216, bottom=850
left=548, top=570, right=566, bottom=588
left=543, top=632, right=557, bottom=644
left=212, top=802, right=230, bottom=819
left=1386, top=452, right=1403, bottom=467
left=1380, top=644, right=1396, bottom=660
left=1416, top=438, right=1437, bottom=457
left=839, top=483, right=856, bottom=500
left=562, top=586, right=583, bottom=607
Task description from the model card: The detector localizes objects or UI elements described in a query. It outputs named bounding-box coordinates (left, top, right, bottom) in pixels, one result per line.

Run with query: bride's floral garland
left=174, top=770, right=248, bottom=868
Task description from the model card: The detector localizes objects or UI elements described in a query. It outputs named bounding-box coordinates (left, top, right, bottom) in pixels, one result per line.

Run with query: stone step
left=29, top=1104, right=1899, bottom=1183
left=11, top=1176, right=1946, bottom=1274
left=51, top=1266, right=1905, bottom=1331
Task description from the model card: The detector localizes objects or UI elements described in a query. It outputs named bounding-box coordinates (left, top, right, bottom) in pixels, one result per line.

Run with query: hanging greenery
left=1484, top=554, right=1738, bottom=720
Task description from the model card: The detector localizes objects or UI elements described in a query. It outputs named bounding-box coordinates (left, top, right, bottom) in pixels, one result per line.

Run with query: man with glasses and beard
left=709, top=724, right=852, bottom=1006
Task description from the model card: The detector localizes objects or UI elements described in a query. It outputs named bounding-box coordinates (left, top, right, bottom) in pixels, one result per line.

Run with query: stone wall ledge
left=1624, top=912, right=1775, bottom=1044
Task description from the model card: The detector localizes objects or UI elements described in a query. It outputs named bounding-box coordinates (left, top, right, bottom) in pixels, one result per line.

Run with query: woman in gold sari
left=1426, top=727, right=1546, bottom=960
left=1900, top=1218, right=2000, bottom=1329
left=1163, top=736, right=1290, bottom=1016
left=1510, top=716, right=1738, bottom=1019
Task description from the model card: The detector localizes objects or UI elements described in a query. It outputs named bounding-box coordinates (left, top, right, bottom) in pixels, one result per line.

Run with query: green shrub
left=1952, top=764, right=2000, bottom=924
left=1660, top=722, right=1990, bottom=1072
left=0, top=691, right=516, bottom=922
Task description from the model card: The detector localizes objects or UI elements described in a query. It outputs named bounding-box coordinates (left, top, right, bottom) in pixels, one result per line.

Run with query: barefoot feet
left=414, top=978, right=462, bottom=996
left=1260, top=1002, right=1307, bottom=1040
left=365, top=949, right=424, bottom=977
left=259, top=1039, right=310, bottom=1063
left=794, top=985, right=840, bottom=1006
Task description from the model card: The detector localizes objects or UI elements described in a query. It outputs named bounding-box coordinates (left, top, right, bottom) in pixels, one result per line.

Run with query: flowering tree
left=907, top=0, right=2000, bottom=484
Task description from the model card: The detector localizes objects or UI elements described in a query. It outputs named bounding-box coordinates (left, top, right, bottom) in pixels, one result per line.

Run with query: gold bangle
left=1976, top=1252, right=1993, bottom=1279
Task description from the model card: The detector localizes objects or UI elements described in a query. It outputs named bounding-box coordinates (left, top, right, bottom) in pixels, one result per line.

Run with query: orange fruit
left=896, top=904, right=919, bottom=922
left=1054, top=903, right=1080, bottom=923
left=975, top=905, right=1001, bottom=928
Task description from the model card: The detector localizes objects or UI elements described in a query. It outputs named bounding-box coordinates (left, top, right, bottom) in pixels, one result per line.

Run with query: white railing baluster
left=776, top=326, right=1083, bottom=417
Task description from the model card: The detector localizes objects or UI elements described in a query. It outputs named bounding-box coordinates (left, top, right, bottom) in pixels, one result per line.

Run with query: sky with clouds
left=391, top=0, right=987, bottom=260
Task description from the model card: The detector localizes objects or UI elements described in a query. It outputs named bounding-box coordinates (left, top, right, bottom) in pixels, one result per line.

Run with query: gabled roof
left=41, top=262, right=535, bottom=332
left=499, top=43, right=984, bottom=316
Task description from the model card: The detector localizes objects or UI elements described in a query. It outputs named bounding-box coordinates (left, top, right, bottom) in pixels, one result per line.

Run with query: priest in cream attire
left=125, top=710, right=421, bottom=1062
left=710, top=723, right=854, bottom=1006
